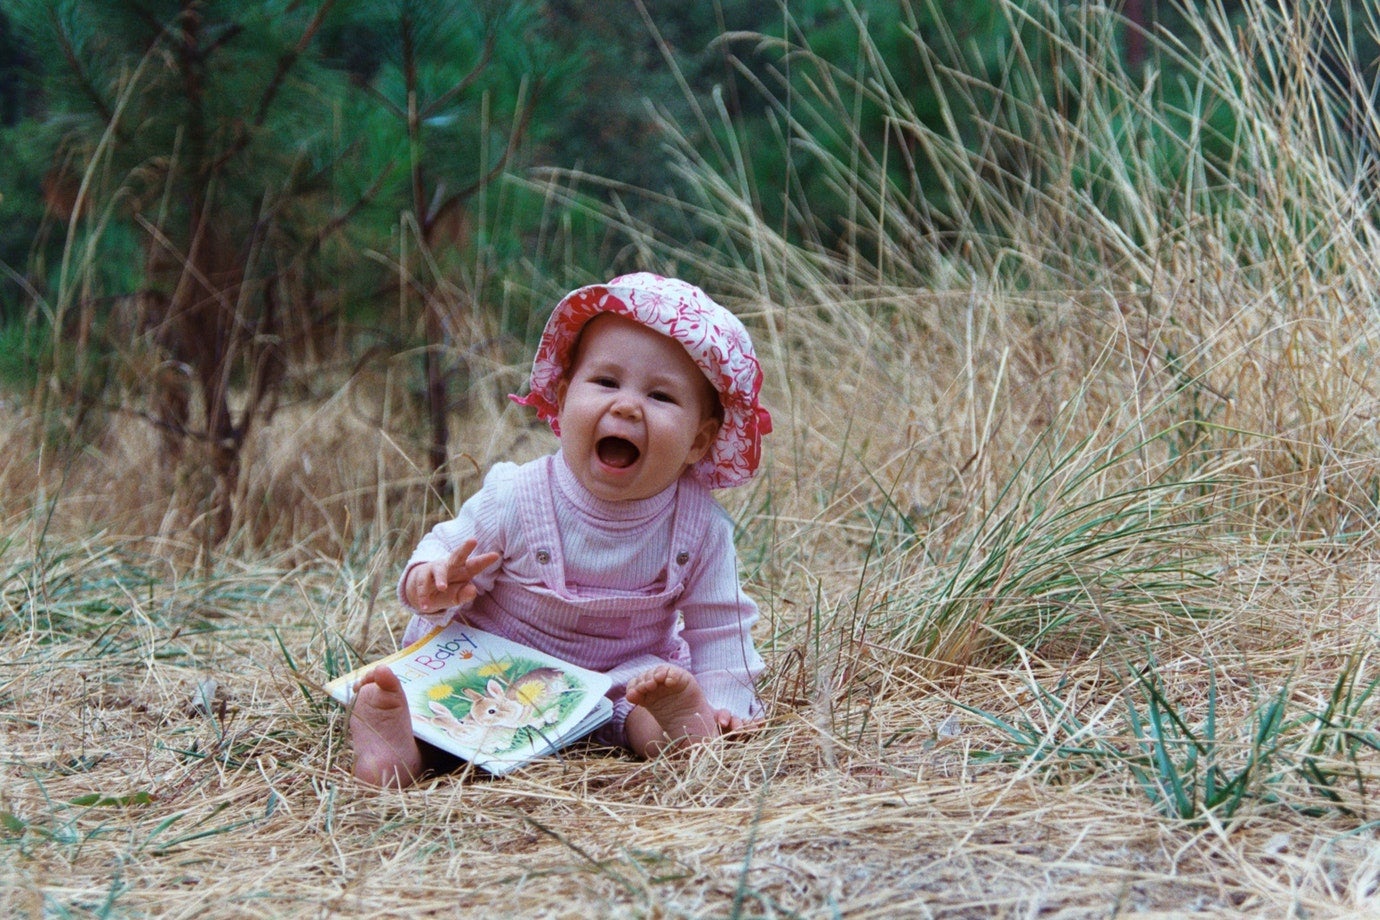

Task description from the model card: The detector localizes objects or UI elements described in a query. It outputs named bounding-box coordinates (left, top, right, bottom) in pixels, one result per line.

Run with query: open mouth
left=596, top=437, right=640, bottom=469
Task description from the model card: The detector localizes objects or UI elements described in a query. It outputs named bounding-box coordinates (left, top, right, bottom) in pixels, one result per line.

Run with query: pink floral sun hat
left=511, top=272, right=772, bottom=489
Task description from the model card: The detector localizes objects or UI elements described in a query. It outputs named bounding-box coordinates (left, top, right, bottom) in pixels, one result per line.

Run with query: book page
left=327, top=622, right=613, bottom=772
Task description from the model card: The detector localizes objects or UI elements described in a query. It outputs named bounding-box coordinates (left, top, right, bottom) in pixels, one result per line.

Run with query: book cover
left=327, top=621, right=614, bottom=774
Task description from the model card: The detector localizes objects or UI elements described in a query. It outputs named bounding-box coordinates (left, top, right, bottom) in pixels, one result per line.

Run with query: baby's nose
left=611, top=396, right=642, bottom=418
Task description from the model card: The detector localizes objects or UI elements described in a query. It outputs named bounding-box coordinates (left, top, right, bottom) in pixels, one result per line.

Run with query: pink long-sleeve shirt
left=399, top=453, right=764, bottom=744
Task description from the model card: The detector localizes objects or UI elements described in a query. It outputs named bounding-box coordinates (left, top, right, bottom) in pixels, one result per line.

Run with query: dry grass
left=3, top=277, right=1379, bottom=915
left=5, top=0, right=1380, bottom=916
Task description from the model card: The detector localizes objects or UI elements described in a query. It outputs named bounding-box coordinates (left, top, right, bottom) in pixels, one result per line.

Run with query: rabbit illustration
left=420, top=699, right=516, bottom=754
left=420, top=666, right=577, bottom=756
left=462, top=679, right=529, bottom=729
left=463, top=667, right=571, bottom=729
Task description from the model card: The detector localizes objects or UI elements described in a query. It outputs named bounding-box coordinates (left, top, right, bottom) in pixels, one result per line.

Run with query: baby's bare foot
left=625, top=665, right=719, bottom=757
left=349, top=666, right=423, bottom=788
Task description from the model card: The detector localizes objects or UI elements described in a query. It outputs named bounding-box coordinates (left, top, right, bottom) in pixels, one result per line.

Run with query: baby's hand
left=408, top=538, right=501, bottom=614
left=714, top=708, right=762, bottom=737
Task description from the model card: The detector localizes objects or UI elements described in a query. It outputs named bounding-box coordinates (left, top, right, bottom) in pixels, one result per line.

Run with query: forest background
left=4, top=0, right=1380, bottom=916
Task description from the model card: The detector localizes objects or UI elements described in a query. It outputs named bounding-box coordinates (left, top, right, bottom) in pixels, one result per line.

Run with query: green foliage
left=13, top=0, right=350, bottom=203
left=0, top=0, right=593, bottom=540
left=5, top=0, right=359, bottom=358
left=891, top=412, right=1222, bottom=666
left=968, top=653, right=1380, bottom=823
left=0, top=317, right=48, bottom=387
left=3, top=0, right=1379, bottom=339
left=1121, top=668, right=1286, bottom=821
left=0, top=118, right=62, bottom=320
left=324, top=0, right=570, bottom=216
left=720, top=0, right=1015, bottom=245
left=537, top=0, right=764, bottom=192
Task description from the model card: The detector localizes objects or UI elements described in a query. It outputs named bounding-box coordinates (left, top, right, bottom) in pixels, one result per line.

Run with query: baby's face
left=556, top=315, right=720, bottom=502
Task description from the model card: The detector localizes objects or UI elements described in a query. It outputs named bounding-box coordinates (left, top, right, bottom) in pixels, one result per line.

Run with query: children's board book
left=327, top=621, right=614, bottom=775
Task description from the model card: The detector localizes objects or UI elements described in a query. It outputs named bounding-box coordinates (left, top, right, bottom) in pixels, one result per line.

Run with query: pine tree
left=324, top=0, right=559, bottom=491
left=11, top=0, right=358, bottom=546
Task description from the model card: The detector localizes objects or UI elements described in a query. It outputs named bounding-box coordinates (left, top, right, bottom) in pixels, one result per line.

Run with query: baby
left=349, top=273, right=773, bottom=786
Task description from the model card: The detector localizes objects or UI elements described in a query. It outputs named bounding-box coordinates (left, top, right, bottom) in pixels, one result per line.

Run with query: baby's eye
left=592, top=376, right=618, bottom=388
left=650, top=391, right=677, bottom=404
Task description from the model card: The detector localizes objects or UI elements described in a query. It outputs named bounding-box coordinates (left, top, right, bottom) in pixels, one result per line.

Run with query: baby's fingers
left=443, top=538, right=481, bottom=578
left=411, top=563, right=452, bottom=611
left=466, top=550, right=501, bottom=576
left=444, top=539, right=499, bottom=581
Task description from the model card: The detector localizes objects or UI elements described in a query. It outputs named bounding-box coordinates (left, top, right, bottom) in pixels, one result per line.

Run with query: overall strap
left=665, top=474, right=716, bottom=585
left=513, top=455, right=567, bottom=592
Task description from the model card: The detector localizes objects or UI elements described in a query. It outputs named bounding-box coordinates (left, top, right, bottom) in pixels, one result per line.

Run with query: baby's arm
left=398, top=462, right=520, bottom=625
left=403, top=537, right=501, bottom=614
left=678, top=517, right=766, bottom=727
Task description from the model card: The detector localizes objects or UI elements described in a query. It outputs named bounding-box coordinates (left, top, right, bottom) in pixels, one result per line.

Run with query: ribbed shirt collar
left=554, top=450, right=677, bottom=524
